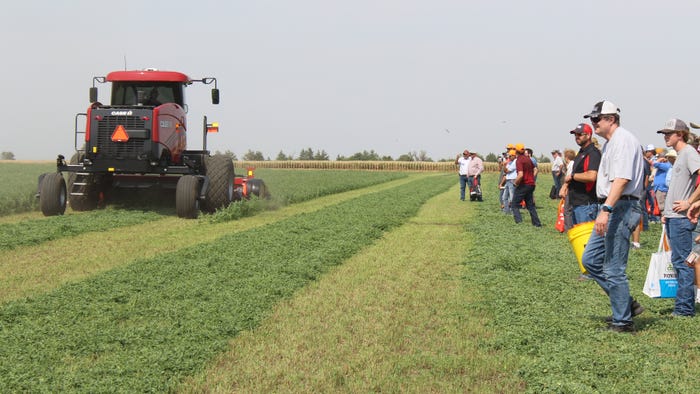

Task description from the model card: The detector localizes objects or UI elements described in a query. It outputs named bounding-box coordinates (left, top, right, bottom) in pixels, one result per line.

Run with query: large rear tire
left=176, top=175, right=200, bottom=219
left=40, top=173, right=67, bottom=216
left=202, top=155, right=234, bottom=213
left=67, top=152, right=99, bottom=211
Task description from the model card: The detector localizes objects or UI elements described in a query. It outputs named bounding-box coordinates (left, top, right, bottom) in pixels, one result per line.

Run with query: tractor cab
left=89, top=70, right=195, bottom=108
left=110, top=82, right=184, bottom=107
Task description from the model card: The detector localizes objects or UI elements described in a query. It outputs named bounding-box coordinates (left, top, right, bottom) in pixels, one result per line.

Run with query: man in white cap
left=658, top=119, right=700, bottom=317
left=551, top=149, right=565, bottom=197
left=455, top=149, right=472, bottom=201
left=580, top=100, right=645, bottom=333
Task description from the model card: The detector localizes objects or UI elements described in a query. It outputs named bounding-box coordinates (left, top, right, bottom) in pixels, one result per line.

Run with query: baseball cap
left=508, top=149, right=516, bottom=156
left=656, top=118, right=689, bottom=134
left=506, top=143, right=515, bottom=149
left=515, top=143, right=525, bottom=152
left=570, top=123, right=593, bottom=135
left=583, top=100, right=620, bottom=119
left=645, top=144, right=655, bottom=151
left=666, top=148, right=677, bottom=157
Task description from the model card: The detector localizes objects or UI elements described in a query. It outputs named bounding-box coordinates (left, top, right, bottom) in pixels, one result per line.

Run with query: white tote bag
left=643, top=227, right=678, bottom=298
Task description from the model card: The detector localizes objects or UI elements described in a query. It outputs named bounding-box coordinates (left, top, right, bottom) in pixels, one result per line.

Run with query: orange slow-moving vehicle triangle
left=111, top=125, right=129, bottom=142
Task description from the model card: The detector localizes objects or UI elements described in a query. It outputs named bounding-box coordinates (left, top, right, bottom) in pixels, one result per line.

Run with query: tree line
left=214, top=148, right=552, bottom=164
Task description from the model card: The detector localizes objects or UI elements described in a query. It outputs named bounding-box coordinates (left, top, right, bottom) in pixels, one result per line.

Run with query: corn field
left=236, top=160, right=551, bottom=173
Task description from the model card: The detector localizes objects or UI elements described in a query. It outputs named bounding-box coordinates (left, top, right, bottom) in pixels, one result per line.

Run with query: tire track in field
left=0, top=174, right=428, bottom=304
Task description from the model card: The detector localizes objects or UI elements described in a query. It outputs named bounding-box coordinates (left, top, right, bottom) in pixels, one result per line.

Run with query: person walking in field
left=657, top=119, right=700, bottom=318
left=580, top=100, right=645, bottom=333
left=455, top=149, right=471, bottom=201
left=511, top=143, right=542, bottom=227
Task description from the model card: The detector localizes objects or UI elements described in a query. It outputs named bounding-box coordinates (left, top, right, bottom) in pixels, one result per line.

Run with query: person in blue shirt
left=652, top=149, right=674, bottom=213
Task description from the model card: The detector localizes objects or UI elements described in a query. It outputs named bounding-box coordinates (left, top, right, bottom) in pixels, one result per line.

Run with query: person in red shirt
left=511, top=143, right=542, bottom=227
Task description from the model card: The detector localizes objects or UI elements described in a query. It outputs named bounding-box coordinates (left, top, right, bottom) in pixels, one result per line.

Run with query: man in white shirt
left=580, top=100, right=645, bottom=333
left=551, top=150, right=565, bottom=197
left=455, top=150, right=471, bottom=201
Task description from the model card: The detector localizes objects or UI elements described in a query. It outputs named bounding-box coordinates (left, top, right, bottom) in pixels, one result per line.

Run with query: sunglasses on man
left=590, top=115, right=611, bottom=124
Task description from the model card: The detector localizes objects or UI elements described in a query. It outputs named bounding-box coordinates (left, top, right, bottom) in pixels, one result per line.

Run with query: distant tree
left=276, top=150, right=293, bottom=161
left=313, top=150, right=329, bottom=160
left=396, top=153, right=414, bottom=162
left=381, top=155, right=394, bottom=161
left=298, top=148, right=314, bottom=160
left=415, top=150, right=433, bottom=162
left=348, top=150, right=381, bottom=161
left=485, top=152, right=498, bottom=162
left=242, top=149, right=265, bottom=161
left=537, top=154, right=551, bottom=164
left=214, top=150, right=237, bottom=161
left=1, top=151, right=15, bottom=160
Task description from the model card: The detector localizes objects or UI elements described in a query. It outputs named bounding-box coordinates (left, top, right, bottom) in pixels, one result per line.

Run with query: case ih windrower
left=37, top=69, right=267, bottom=218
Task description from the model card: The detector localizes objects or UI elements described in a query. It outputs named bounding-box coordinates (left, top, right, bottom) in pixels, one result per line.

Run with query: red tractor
left=38, top=69, right=249, bottom=218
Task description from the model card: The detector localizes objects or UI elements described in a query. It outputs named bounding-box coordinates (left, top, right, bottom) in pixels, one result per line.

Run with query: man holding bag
left=657, top=119, right=700, bottom=318
left=580, top=100, right=645, bottom=333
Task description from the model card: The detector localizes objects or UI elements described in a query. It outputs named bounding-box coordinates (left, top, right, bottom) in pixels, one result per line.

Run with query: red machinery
left=234, top=167, right=270, bottom=200
left=37, top=69, right=245, bottom=218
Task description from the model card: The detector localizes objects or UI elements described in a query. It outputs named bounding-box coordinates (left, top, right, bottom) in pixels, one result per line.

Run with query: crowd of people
left=457, top=99, right=700, bottom=333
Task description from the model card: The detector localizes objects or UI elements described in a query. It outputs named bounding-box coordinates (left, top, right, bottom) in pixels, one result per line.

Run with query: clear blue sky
left=2, top=0, right=699, bottom=160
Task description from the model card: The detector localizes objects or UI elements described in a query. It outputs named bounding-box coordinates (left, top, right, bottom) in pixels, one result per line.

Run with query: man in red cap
left=559, top=123, right=602, bottom=225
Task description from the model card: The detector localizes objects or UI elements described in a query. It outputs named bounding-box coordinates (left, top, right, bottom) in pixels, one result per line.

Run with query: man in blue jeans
left=455, top=149, right=471, bottom=201
left=511, top=143, right=541, bottom=227
left=560, top=123, right=602, bottom=224
left=658, top=118, right=700, bottom=317
left=581, top=100, right=645, bottom=333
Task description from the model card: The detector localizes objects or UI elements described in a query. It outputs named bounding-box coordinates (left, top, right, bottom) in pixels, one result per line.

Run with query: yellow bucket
left=567, top=221, right=594, bottom=274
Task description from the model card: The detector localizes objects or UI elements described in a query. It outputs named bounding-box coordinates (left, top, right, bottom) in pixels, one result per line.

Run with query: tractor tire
left=202, top=154, right=234, bottom=213
left=39, top=172, right=67, bottom=216
left=246, top=178, right=270, bottom=199
left=176, top=175, right=200, bottom=219
left=67, top=152, right=99, bottom=211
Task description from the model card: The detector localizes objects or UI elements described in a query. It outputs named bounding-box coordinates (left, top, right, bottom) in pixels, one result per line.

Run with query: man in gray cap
left=580, top=100, right=645, bottom=333
left=658, top=118, right=700, bottom=317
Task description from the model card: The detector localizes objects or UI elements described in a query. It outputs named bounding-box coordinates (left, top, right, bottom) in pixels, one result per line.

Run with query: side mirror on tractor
left=89, top=87, right=98, bottom=103
left=211, top=88, right=220, bottom=105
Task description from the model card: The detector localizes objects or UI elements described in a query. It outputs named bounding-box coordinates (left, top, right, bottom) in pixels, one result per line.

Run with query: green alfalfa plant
left=0, top=175, right=454, bottom=392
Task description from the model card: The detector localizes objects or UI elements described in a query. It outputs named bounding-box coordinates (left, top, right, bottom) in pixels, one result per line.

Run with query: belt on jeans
left=598, top=195, right=638, bottom=203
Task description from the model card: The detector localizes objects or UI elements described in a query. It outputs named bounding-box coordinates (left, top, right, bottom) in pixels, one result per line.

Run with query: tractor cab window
left=111, top=82, right=183, bottom=107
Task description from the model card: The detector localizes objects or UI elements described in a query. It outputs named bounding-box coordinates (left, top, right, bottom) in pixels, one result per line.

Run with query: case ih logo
left=110, top=110, right=133, bottom=116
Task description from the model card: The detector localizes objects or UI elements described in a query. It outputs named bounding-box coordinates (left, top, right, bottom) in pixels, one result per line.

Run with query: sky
left=2, top=0, right=700, bottom=161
